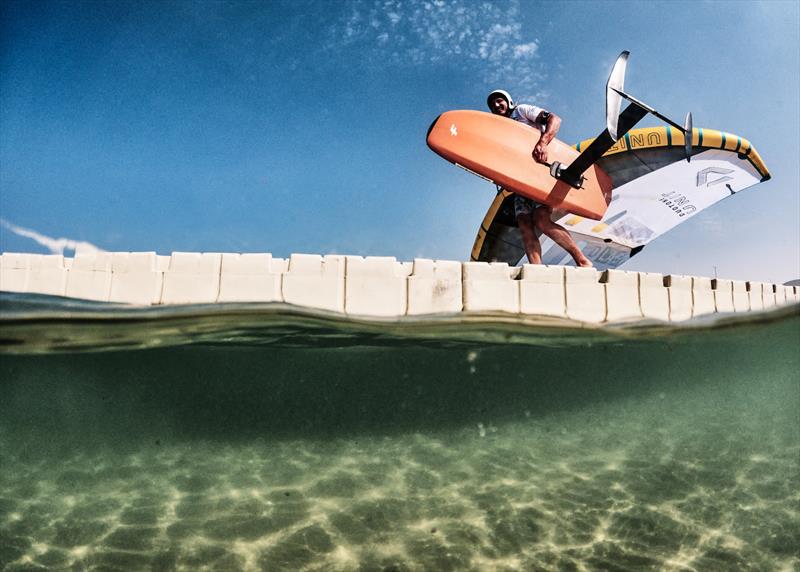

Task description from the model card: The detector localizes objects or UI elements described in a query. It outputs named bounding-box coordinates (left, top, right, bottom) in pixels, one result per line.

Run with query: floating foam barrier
left=639, top=272, right=669, bottom=321
left=27, top=255, right=68, bottom=297
left=519, top=264, right=565, bottom=317
left=345, top=256, right=412, bottom=317
left=602, top=269, right=642, bottom=322
left=747, top=282, right=764, bottom=312
left=691, top=277, right=716, bottom=317
left=0, top=253, right=31, bottom=293
left=462, top=262, right=519, bottom=313
left=712, top=279, right=734, bottom=313
left=283, top=254, right=345, bottom=312
left=161, top=252, right=222, bottom=305
left=2, top=250, right=796, bottom=318
left=665, top=275, right=692, bottom=321
left=731, top=280, right=749, bottom=312
left=65, top=252, right=113, bottom=301
left=565, top=267, right=604, bottom=323
left=407, top=258, right=462, bottom=315
left=109, top=252, right=164, bottom=305
left=218, top=253, right=286, bottom=303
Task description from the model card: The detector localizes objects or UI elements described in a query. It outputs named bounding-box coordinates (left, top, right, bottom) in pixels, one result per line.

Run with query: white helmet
left=487, top=89, right=515, bottom=116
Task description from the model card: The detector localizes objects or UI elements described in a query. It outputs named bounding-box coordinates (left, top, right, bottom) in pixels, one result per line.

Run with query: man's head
left=487, top=89, right=514, bottom=117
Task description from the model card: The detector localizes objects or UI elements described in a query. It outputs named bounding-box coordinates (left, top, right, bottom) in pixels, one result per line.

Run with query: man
left=487, top=89, right=593, bottom=268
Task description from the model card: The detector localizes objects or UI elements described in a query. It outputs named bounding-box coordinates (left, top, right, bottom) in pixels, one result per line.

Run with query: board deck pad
left=427, top=110, right=613, bottom=220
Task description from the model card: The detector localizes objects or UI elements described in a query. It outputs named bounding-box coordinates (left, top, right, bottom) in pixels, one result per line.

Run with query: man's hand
left=533, top=112, right=560, bottom=165
left=533, top=140, right=549, bottom=164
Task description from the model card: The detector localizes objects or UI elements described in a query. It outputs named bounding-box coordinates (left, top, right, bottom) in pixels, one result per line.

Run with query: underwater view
left=1, top=294, right=798, bottom=571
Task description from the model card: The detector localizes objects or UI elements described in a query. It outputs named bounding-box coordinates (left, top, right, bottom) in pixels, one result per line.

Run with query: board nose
left=426, top=114, right=442, bottom=144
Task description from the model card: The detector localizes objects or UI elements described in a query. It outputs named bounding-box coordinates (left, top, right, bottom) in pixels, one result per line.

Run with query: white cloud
left=513, top=41, right=538, bottom=59
left=327, top=0, right=546, bottom=101
left=1, top=219, right=104, bottom=255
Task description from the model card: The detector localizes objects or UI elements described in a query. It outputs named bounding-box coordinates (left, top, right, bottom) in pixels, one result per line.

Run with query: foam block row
left=1, top=253, right=797, bottom=320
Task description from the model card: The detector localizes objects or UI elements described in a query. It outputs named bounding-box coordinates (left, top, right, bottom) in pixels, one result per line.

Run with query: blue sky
left=1, top=0, right=798, bottom=283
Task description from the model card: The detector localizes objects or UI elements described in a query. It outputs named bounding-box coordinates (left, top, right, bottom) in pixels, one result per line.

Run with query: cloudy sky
left=1, top=0, right=798, bottom=282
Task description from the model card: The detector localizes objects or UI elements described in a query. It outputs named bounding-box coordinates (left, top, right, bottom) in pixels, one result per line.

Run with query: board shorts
left=513, top=194, right=545, bottom=218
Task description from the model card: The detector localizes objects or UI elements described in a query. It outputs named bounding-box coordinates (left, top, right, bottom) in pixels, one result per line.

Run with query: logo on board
left=450, top=124, right=458, bottom=136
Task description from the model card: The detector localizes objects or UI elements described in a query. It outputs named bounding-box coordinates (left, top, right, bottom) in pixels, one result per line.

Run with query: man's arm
left=533, top=112, right=561, bottom=164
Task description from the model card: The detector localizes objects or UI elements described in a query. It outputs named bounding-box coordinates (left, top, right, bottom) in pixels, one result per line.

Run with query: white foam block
left=65, top=252, right=113, bottom=301
left=218, top=253, right=286, bottom=303
left=462, top=262, right=519, bottom=313
left=763, top=282, right=778, bottom=308
left=345, top=256, right=411, bottom=317
left=407, top=258, right=462, bottom=315
left=565, top=267, right=604, bottom=323
left=783, top=286, right=792, bottom=305
left=731, top=280, right=749, bottom=312
left=712, top=279, right=734, bottom=313
left=691, top=277, right=716, bottom=317
left=639, top=272, right=669, bottom=321
left=283, top=254, right=345, bottom=312
left=775, top=285, right=789, bottom=306
left=602, top=269, right=641, bottom=322
left=27, top=255, right=68, bottom=297
left=747, top=282, right=764, bottom=312
left=665, top=275, right=692, bottom=321
left=161, top=252, right=222, bottom=305
left=109, top=252, right=164, bottom=305
left=157, top=255, right=171, bottom=272
left=0, top=253, right=31, bottom=292
left=762, top=284, right=777, bottom=308
left=519, top=264, right=565, bottom=317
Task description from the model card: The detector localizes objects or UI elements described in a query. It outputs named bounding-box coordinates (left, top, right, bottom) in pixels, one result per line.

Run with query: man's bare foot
left=577, top=258, right=593, bottom=268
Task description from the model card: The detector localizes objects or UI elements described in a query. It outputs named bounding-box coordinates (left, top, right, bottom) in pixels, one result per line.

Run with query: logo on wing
left=450, top=124, right=458, bottom=136
left=696, top=167, right=734, bottom=188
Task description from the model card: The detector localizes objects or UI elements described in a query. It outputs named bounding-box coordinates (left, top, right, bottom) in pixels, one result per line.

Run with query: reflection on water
left=1, top=295, right=798, bottom=570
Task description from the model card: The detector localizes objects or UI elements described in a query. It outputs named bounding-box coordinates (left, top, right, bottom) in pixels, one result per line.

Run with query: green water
left=1, top=295, right=798, bottom=571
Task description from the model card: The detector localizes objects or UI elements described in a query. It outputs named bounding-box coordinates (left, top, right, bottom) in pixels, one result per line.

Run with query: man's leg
left=517, top=213, right=542, bottom=264
left=533, top=207, right=593, bottom=267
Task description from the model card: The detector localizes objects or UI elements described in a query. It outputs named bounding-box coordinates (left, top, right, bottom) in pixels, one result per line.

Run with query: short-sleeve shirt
left=511, top=104, right=548, bottom=132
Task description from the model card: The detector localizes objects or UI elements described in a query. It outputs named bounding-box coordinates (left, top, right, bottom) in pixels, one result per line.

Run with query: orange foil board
left=427, top=110, right=612, bottom=220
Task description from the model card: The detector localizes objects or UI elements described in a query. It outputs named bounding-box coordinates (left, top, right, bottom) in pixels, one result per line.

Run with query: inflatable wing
left=471, top=126, right=770, bottom=270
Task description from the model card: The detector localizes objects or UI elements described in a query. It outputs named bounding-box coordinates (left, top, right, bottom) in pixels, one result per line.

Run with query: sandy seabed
left=2, top=389, right=798, bottom=572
